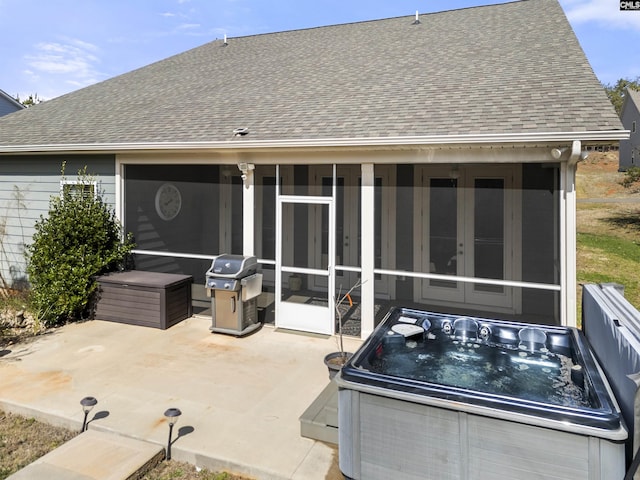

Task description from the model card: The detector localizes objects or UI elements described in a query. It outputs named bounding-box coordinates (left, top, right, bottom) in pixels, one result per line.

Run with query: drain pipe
left=562, top=140, right=582, bottom=327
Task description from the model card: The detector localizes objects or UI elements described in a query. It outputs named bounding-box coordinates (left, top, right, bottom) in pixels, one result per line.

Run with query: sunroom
left=120, top=140, right=580, bottom=339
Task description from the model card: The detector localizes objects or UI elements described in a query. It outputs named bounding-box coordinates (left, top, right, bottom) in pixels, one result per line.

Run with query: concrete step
left=7, top=430, right=164, bottom=480
left=300, top=381, right=339, bottom=445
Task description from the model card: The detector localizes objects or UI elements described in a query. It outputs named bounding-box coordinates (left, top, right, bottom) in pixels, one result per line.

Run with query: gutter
left=0, top=130, right=630, bottom=155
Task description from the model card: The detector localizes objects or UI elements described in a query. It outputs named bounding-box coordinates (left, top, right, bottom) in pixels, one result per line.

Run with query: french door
left=415, top=165, right=521, bottom=312
left=308, top=166, right=395, bottom=299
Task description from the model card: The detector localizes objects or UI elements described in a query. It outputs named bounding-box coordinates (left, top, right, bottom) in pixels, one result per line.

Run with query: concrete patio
left=0, top=317, right=362, bottom=479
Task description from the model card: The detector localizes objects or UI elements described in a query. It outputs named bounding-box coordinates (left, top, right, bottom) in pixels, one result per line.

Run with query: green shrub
left=26, top=166, right=134, bottom=326
left=621, top=166, right=640, bottom=188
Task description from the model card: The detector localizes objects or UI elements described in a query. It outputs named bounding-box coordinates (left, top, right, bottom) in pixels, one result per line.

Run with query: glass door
left=275, top=195, right=334, bottom=334
left=416, top=165, right=519, bottom=312
left=463, top=167, right=517, bottom=309
left=419, top=167, right=465, bottom=303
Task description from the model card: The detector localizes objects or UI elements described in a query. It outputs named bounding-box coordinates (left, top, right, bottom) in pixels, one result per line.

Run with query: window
left=61, top=180, right=96, bottom=199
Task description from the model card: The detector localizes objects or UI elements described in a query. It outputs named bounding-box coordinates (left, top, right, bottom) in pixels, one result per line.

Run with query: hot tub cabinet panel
left=95, top=270, right=193, bottom=329
left=336, top=307, right=627, bottom=480
left=338, top=389, right=625, bottom=480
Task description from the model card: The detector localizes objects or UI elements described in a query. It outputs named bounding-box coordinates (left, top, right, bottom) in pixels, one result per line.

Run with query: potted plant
left=324, top=279, right=364, bottom=379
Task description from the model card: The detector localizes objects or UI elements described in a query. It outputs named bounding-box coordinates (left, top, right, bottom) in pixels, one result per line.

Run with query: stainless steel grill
left=205, top=254, right=262, bottom=336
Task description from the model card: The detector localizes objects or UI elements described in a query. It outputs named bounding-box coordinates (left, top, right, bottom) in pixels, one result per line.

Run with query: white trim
left=130, top=249, right=216, bottom=260
left=563, top=141, right=581, bottom=327
left=376, top=268, right=560, bottom=291
left=243, top=170, right=255, bottom=256
left=275, top=194, right=335, bottom=335
left=361, top=164, right=375, bottom=338
left=0, top=130, right=629, bottom=154
left=115, top=159, right=123, bottom=224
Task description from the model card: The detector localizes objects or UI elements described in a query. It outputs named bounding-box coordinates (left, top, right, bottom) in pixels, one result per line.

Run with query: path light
left=164, top=407, right=182, bottom=460
left=80, top=396, right=97, bottom=432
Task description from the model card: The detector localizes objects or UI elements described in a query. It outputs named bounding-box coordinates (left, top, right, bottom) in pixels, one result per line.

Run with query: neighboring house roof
left=0, top=89, right=25, bottom=117
left=0, top=0, right=624, bottom=152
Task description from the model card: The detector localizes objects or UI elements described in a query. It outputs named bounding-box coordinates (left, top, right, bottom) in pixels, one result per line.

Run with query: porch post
left=243, top=170, right=255, bottom=256
left=560, top=140, right=581, bottom=328
left=361, top=163, right=375, bottom=338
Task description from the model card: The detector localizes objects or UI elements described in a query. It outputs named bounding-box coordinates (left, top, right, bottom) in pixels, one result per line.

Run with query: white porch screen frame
left=274, top=163, right=337, bottom=335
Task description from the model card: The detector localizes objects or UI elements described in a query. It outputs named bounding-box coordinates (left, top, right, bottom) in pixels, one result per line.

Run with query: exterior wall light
left=551, top=147, right=567, bottom=159
left=237, top=162, right=255, bottom=181
left=164, top=407, right=182, bottom=460
left=80, top=396, right=98, bottom=432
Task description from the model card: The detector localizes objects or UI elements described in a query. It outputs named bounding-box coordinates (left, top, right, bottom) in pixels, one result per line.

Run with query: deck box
left=95, top=270, right=193, bottom=329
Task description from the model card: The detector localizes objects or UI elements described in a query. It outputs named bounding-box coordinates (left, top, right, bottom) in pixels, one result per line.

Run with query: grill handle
left=231, top=295, right=236, bottom=313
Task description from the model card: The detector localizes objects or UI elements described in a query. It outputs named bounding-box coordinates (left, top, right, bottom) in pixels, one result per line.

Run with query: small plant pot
left=324, top=351, right=353, bottom=380
left=288, top=274, right=302, bottom=292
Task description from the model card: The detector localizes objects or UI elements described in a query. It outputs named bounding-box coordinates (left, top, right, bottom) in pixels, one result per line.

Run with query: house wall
left=0, top=155, right=116, bottom=289
left=0, top=97, right=23, bottom=117
left=620, top=100, right=640, bottom=171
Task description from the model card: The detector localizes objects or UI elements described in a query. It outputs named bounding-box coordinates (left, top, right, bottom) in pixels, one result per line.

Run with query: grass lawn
left=576, top=152, right=640, bottom=323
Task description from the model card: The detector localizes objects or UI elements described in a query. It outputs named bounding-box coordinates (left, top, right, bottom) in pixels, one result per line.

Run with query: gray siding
left=620, top=96, right=640, bottom=171
left=0, top=155, right=116, bottom=289
left=0, top=96, right=23, bottom=117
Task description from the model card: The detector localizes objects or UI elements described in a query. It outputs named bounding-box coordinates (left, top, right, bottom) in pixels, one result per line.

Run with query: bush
left=621, top=166, right=640, bottom=188
left=26, top=166, right=134, bottom=326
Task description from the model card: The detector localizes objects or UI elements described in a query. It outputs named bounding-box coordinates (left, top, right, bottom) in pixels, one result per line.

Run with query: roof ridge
left=219, top=0, right=529, bottom=43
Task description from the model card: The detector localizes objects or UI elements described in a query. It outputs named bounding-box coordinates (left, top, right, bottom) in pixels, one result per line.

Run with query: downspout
left=562, top=140, right=582, bottom=327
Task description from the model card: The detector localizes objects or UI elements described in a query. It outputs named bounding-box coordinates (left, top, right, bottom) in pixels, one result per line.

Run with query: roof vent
left=233, top=128, right=249, bottom=136
left=223, top=34, right=228, bottom=46
left=413, top=10, right=421, bottom=25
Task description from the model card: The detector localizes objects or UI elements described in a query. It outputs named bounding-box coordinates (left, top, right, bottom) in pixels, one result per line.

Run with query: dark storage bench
left=95, top=270, right=193, bottom=329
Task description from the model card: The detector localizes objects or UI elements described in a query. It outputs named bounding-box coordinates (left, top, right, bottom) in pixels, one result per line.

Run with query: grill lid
left=206, top=254, right=257, bottom=279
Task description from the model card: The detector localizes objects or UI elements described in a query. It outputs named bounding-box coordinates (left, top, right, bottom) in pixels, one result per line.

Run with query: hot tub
left=336, top=307, right=627, bottom=480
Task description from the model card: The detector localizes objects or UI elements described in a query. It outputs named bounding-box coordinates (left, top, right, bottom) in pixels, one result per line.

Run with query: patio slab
left=6, top=430, right=164, bottom=480
left=0, top=317, right=362, bottom=480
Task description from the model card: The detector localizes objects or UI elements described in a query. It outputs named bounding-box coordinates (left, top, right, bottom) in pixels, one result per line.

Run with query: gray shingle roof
left=0, top=0, right=623, bottom=149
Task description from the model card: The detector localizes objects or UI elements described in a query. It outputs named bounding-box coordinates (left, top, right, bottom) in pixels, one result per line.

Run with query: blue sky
left=0, top=0, right=638, bottom=101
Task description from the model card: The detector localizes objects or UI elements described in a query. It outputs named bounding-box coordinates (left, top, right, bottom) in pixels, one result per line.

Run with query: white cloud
left=24, top=38, right=104, bottom=97
left=177, top=23, right=201, bottom=30
left=560, top=0, right=640, bottom=30
left=24, top=38, right=102, bottom=86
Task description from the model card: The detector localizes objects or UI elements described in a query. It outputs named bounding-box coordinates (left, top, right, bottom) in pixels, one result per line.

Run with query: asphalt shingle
left=0, top=0, right=623, bottom=149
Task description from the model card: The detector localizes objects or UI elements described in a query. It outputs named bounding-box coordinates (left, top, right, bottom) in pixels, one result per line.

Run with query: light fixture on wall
left=551, top=147, right=589, bottom=161
left=449, top=165, right=460, bottom=180
left=237, top=163, right=255, bottom=181
left=551, top=147, right=567, bottom=160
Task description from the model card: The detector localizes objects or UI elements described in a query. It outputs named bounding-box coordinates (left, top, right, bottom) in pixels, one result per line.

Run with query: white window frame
left=60, top=179, right=98, bottom=199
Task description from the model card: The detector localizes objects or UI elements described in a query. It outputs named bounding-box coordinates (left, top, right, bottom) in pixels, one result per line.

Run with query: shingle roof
left=0, top=0, right=623, bottom=149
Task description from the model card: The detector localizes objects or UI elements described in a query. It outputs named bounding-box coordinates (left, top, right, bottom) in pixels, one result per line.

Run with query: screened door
left=275, top=195, right=334, bottom=334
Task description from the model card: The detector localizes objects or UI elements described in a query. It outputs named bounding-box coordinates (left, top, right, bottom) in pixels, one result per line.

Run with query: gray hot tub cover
left=583, top=283, right=640, bottom=475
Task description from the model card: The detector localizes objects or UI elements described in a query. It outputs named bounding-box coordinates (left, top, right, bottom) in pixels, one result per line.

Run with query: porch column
left=243, top=169, right=255, bottom=256
left=560, top=140, right=581, bottom=328
left=361, top=163, right=375, bottom=338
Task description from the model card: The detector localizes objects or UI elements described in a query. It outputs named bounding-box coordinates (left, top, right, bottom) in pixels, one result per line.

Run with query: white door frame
left=414, top=164, right=522, bottom=313
left=275, top=194, right=335, bottom=335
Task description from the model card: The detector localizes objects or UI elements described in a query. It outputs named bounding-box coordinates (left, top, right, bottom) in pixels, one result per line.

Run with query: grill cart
left=205, top=254, right=262, bottom=336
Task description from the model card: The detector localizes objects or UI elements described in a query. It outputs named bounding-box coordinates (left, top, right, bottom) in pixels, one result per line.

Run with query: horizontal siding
left=0, top=155, right=116, bottom=288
